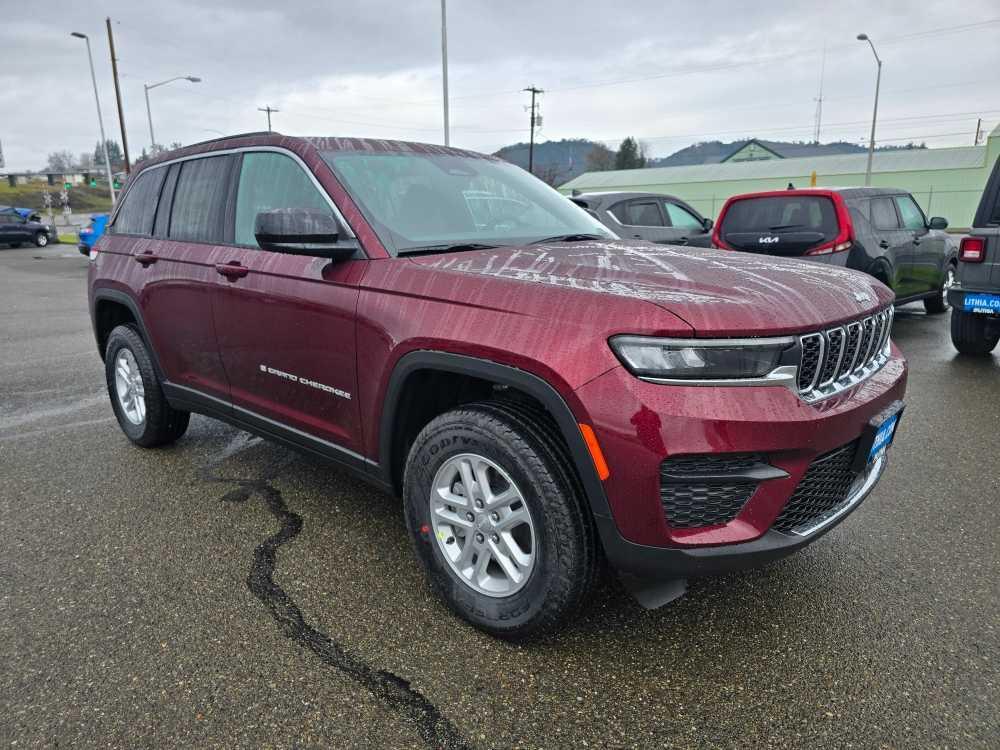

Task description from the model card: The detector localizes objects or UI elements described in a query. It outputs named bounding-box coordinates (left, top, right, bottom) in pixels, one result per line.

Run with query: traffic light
left=90, top=178, right=97, bottom=188
left=64, top=182, right=72, bottom=190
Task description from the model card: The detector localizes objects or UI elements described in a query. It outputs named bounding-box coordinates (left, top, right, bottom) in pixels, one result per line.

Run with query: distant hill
left=493, top=139, right=604, bottom=184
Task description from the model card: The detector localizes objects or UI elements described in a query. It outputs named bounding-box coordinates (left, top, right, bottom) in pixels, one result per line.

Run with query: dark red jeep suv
left=88, top=133, right=907, bottom=638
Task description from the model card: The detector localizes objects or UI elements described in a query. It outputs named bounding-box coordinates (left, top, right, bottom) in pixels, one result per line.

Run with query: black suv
left=569, top=191, right=714, bottom=247
left=713, top=187, right=957, bottom=313
left=948, top=155, right=1000, bottom=354
left=0, top=207, right=55, bottom=248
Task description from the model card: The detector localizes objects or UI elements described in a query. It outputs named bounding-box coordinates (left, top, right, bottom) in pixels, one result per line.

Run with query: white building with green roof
left=560, top=125, right=1000, bottom=230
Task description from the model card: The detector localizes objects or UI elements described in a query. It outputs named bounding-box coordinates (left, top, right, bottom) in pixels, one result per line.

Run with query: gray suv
left=568, top=191, right=714, bottom=247
left=948, top=155, right=1000, bottom=354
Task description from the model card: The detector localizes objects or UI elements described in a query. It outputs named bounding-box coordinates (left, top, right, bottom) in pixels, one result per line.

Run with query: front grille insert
left=771, top=441, right=859, bottom=534
left=796, top=307, right=892, bottom=403
left=660, top=453, right=769, bottom=529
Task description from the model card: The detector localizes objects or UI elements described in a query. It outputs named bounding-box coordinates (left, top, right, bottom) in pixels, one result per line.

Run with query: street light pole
left=71, top=32, right=115, bottom=203
left=857, top=33, right=882, bottom=187
left=143, top=76, right=201, bottom=152
left=440, top=0, right=450, bottom=146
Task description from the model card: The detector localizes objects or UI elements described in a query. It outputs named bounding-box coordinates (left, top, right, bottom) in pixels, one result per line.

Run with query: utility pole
left=524, top=86, right=543, bottom=175
left=813, top=44, right=826, bottom=144
left=258, top=106, right=279, bottom=132
left=440, top=0, right=450, bottom=146
left=106, top=17, right=131, bottom=174
left=857, top=33, right=882, bottom=187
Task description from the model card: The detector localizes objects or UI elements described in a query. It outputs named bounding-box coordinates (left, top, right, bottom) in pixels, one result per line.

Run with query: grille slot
left=771, top=441, right=859, bottom=534
left=818, top=328, right=845, bottom=386
left=660, top=453, right=767, bottom=529
left=796, top=307, right=892, bottom=402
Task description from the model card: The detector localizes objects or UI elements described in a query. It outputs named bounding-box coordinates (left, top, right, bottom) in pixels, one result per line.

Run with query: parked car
left=78, top=214, right=110, bottom=256
left=712, top=188, right=957, bottom=313
left=89, top=133, right=907, bottom=638
left=569, top=191, right=714, bottom=247
left=0, top=206, right=55, bottom=248
left=948, top=155, right=1000, bottom=354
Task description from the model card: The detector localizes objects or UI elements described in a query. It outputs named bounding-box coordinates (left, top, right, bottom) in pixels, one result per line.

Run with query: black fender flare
left=91, top=288, right=167, bottom=381
left=377, top=350, right=614, bottom=523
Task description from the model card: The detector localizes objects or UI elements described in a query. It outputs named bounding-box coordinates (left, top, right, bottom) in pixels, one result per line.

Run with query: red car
left=88, top=133, right=907, bottom=638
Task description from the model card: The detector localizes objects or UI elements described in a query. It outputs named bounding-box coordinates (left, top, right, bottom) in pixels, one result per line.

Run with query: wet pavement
left=2, top=244, right=998, bottom=748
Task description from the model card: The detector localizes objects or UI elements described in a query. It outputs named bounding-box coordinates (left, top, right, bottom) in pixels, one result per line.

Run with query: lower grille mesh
left=771, top=441, right=860, bottom=533
left=660, top=453, right=763, bottom=529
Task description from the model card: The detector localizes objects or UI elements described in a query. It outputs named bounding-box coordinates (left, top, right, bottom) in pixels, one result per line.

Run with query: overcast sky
left=2, top=0, right=999, bottom=171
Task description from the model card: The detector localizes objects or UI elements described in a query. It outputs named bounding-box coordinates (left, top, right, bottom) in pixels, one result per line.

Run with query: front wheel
left=924, top=263, right=955, bottom=314
left=104, top=324, right=190, bottom=446
left=403, top=403, right=597, bottom=639
left=34, top=232, right=49, bottom=248
left=950, top=309, right=999, bottom=355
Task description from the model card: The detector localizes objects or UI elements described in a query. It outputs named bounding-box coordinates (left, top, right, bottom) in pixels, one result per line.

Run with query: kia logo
left=758, top=236, right=780, bottom=244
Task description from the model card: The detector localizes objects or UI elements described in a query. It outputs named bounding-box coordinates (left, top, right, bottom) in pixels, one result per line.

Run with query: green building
left=560, top=124, right=1000, bottom=230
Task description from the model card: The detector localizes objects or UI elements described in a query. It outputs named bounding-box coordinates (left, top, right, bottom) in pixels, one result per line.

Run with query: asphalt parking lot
left=2, top=244, right=998, bottom=749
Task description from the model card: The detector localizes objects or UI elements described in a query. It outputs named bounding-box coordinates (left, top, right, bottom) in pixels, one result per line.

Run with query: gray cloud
left=2, top=0, right=998, bottom=171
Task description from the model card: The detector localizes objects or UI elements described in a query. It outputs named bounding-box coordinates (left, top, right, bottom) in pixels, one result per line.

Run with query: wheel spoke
left=458, top=459, right=478, bottom=503
left=117, top=364, right=129, bottom=382
left=495, top=506, right=529, bottom=531
left=487, top=486, right=519, bottom=509
left=455, top=534, right=477, bottom=568
left=135, top=395, right=146, bottom=421
left=473, top=459, right=494, bottom=502
left=433, top=506, right=473, bottom=530
left=499, top=531, right=532, bottom=567
left=474, top=547, right=492, bottom=585
left=489, top=539, right=523, bottom=584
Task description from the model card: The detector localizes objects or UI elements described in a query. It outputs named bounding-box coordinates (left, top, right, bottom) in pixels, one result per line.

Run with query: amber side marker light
left=578, top=423, right=610, bottom=480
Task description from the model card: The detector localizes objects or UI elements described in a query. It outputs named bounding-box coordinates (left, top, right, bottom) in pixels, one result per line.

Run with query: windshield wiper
left=768, top=224, right=805, bottom=231
left=398, top=242, right=499, bottom=256
left=529, top=233, right=606, bottom=244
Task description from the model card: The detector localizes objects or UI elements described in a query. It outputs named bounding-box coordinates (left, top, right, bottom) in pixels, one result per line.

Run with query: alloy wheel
left=429, top=453, right=536, bottom=597
left=114, top=348, right=146, bottom=425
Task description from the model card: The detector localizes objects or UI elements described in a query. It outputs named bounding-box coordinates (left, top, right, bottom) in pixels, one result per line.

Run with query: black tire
left=33, top=231, right=49, bottom=248
left=924, top=263, right=955, bottom=314
left=403, top=403, right=597, bottom=639
left=104, top=324, right=190, bottom=446
left=950, top=309, right=999, bottom=355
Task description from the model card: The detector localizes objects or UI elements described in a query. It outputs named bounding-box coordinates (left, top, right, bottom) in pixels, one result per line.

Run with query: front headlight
left=609, top=335, right=795, bottom=380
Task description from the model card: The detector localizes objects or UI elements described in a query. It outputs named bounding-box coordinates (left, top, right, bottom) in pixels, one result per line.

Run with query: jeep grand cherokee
left=88, top=133, right=908, bottom=638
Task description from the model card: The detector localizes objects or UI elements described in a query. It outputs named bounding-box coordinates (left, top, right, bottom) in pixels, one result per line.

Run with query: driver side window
left=234, top=152, right=333, bottom=247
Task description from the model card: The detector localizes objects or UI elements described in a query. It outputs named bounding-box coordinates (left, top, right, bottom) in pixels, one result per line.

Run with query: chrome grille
left=796, top=307, right=893, bottom=402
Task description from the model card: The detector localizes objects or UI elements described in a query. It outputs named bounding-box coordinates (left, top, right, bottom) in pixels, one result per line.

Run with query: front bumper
left=575, top=346, right=907, bottom=579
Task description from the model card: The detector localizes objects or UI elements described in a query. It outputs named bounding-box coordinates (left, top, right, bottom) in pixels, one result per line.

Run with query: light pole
left=440, top=0, right=450, bottom=146
left=144, top=76, right=201, bottom=152
left=857, top=33, right=882, bottom=187
left=71, top=32, right=116, bottom=203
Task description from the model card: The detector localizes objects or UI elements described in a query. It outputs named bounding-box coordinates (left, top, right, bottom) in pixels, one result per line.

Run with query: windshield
left=322, top=151, right=616, bottom=254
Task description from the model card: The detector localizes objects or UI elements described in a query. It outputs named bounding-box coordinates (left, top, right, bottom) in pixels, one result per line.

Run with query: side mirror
left=254, top=208, right=354, bottom=260
left=928, top=216, right=948, bottom=230
left=702, top=217, right=714, bottom=231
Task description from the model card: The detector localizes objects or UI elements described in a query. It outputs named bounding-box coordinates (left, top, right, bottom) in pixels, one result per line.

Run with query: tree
left=585, top=143, right=616, bottom=172
left=614, top=137, right=646, bottom=170
left=45, top=150, right=76, bottom=172
left=93, top=140, right=125, bottom=170
left=77, top=152, right=94, bottom=170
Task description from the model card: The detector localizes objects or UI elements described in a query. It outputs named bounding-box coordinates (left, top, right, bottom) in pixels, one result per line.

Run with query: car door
left=209, top=149, right=365, bottom=455
left=121, top=156, right=233, bottom=402
left=609, top=199, right=682, bottom=244
left=662, top=200, right=709, bottom=246
left=895, top=193, right=944, bottom=294
left=0, top=209, right=20, bottom=243
left=868, top=196, right=913, bottom=295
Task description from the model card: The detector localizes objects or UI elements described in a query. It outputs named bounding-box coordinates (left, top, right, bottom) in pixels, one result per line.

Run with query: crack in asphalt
left=202, top=438, right=474, bottom=750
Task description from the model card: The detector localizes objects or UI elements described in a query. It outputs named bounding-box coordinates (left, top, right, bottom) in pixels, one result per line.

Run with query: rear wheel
left=924, top=262, right=955, bottom=314
left=34, top=231, right=49, bottom=248
left=403, top=403, right=596, bottom=639
left=950, top=309, right=999, bottom=355
left=104, top=324, right=190, bottom=446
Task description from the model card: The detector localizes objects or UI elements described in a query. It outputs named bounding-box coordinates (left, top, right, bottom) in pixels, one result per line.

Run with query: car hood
left=411, top=240, right=893, bottom=336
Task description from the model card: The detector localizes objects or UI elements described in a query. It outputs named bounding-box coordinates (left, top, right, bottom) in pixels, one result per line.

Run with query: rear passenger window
left=169, top=156, right=233, bottom=243
left=153, top=163, right=180, bottom=237
left=871, top=198, right=900, bottom=230
left=234, top=152, right=333, bottom=247
left=617, top=201, right=663, bottom=227
left=112, top=169, right=165, bottom=236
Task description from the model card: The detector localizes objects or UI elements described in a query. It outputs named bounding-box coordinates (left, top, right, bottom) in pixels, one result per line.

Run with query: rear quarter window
left=112, top=169, right=166, bottom=236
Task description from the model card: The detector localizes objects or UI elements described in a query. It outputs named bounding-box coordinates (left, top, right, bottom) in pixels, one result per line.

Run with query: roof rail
left=177, top=131, right=278, bottom=150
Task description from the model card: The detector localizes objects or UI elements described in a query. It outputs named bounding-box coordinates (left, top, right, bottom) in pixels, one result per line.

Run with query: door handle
left=879, top=240, right=890, bottom=249
left=134, top=252, right=159, bottom=266
left=215, top=261, right=249, bottom=279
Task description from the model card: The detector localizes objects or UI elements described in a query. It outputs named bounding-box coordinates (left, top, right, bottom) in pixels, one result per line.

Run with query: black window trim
left=111, top=146, right=357, bottom=246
